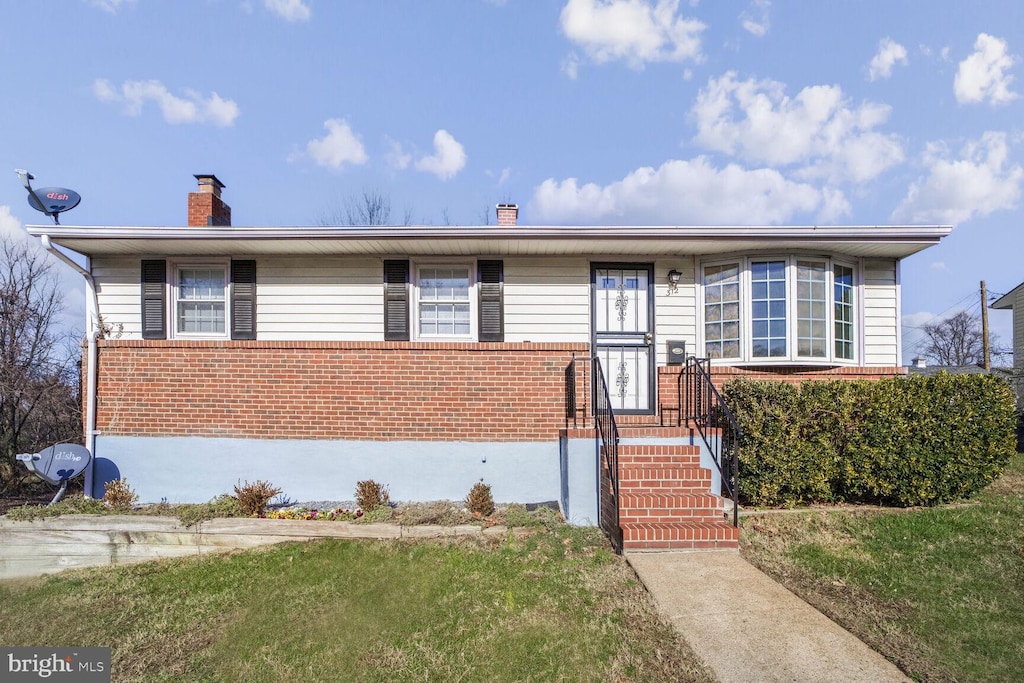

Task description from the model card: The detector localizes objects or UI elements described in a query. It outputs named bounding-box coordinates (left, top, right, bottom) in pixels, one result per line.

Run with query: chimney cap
left=193, top=174, right=225, bottom=194
left=496, top=203, right=518, bottom=209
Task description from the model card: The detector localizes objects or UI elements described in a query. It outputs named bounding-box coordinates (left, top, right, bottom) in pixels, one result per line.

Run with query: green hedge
left=723, top=374, right=1017, bottom=507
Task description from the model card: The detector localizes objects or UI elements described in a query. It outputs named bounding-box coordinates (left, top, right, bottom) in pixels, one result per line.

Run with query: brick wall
left=93, top=340, right=587, bottom=441
left=187, top=192, right=231, bottom=226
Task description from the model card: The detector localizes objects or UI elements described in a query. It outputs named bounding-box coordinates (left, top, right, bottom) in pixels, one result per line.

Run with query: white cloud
left=415, top=130, right=467, bottom=181
left=93, top=78, right=240, bottom=127
left=90, top=0, right=136, bottom=14
left=891, top=131, right=1024, bottom=224
left=739, top=0, right=770, bottom=38
left=868, top=38, right=908, bottom=81
left=298, top=119, right=368, bottom=169
left=690, top=72, right=904, bottom=184
left=930, top=261, right=950, bottom=272
left=384, top=137, right=411, bottom=170
left=0, top=205, right=28, bottom=243
left=265, top=0, right=311, bottom=22
left=498, top=167, right=511, bottom=185
left=954, top=33, right=1018, bottom=105
left=529, top=156, right=840, bottom=225
left=562, top=53, right=581, bottom=80
left=559, top=0, right=705, bottom=71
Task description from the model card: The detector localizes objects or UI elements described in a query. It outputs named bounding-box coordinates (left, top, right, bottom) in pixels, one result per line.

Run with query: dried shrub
left=465, top=481, right=495, bottom=517
left=233, top=480, right=282, bottom=517
left=175, top=494, right=243, bottom=528
left=104, top=478, right=139, bottom=511
left=355, top=480, right=390, bottom=511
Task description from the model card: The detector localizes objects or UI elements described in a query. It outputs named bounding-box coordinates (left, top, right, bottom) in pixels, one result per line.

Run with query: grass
left=0, top=525, right=715, bottom=682
left=741, top=453, right=1024, bottom=682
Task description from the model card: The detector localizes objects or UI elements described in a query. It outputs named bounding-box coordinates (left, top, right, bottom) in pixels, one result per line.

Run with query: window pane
left=751, top=260, right=786, bottom=358
left=704, top=263, right=740, bottom=359
left=418, top=267, right=471, bottom=337
left=176, top=267, right=226, bottom=334
left=834, top=264, right=855, bottom=359
left=796, top=261, right=826, bottom=358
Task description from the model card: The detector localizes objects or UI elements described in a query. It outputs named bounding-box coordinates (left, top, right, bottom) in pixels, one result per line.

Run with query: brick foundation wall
left=93, top=341, right=588, bottom=441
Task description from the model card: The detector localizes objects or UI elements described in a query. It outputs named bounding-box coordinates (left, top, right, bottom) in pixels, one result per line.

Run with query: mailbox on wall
left=666, top=340, right=686, bottom=365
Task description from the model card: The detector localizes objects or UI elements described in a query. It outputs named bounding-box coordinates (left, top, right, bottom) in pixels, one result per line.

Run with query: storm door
left=592, top=264, right=655, bottom=413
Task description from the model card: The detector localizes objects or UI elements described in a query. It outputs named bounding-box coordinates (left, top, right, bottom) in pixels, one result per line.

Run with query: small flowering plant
left=262, top=507, right=363, bottom=521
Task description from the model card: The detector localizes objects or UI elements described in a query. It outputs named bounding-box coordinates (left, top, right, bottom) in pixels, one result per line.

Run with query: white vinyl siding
left=653, top=260, right=696, bottom=366
left=257, top=257, right=382, bottom=340
left=93, top=257, right=146, bottom=338
left=1014, top=297, right=1024, bottom=371
left=503, top=257, right=590, bottom=342
left=862, top=258, right=900, bottom=366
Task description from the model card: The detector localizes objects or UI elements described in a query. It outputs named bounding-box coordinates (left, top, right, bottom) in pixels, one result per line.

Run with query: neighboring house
left=28, top=175, right=949, bottom=548
left=992, top=282, right=1024, bottom=371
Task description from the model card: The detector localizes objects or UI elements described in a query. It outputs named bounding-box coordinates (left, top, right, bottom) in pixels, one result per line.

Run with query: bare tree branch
left=919, top=310, right=1007, bottom=366
left=317, top=188, right=396, bottom=226
left=0, top=237, right=81, bottom=492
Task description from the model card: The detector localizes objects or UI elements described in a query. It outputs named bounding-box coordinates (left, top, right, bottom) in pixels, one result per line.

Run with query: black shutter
left=478, top=260, right=503, bottom=342
left=384, top=260, right=410, bottom=341
left=140, top=260, right=166, bottom=340
left=231, top=260, right=257, bottom=340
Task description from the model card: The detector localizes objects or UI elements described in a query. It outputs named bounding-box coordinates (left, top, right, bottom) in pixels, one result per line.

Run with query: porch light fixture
left=667, top=269, right=681, bottom=294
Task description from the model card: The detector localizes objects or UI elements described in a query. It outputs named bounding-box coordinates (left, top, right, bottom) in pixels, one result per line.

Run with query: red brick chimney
left=496, top=203, right=518, bottom=226
left=188, top=174, right=231, bottom=226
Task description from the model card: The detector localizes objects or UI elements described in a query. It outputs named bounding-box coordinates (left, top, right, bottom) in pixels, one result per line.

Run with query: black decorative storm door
left=592, top=264, right=655, bottom=413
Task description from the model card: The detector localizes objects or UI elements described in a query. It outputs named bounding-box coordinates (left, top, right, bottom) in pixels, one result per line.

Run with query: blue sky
left=1, top=0, right=1021, bottom=360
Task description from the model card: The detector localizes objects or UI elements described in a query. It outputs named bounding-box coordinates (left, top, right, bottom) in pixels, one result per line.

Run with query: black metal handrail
left=592, top=356, right=623, bottom=553
left=679, top=356, right=741, bottom=527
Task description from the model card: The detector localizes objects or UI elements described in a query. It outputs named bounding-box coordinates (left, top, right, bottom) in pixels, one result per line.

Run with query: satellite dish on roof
left=14, top=169, right=81, bottom=225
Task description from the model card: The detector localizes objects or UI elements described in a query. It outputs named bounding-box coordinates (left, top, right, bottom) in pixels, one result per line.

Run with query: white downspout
left=40, top=235, right=101, bottom=498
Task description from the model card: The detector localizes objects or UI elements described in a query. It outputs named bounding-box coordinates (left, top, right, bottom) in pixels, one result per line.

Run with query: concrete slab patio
left=627, top=550, right=910, bottom=683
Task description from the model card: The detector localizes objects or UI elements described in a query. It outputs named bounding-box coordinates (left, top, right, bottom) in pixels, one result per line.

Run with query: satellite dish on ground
left=14, top=169, right=81, bottom=224
left=17, top=444, right=93, bottom=506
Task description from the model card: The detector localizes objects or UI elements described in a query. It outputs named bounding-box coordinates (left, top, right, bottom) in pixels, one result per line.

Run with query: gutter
left=39, top=235, right=101, bottom=498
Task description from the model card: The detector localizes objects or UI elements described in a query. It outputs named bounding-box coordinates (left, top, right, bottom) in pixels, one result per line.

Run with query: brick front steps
left=615, top=443, right=738, bottom=551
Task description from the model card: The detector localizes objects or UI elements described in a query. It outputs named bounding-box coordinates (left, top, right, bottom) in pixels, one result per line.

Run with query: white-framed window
left=700, top=256, right=858, bottom=364
left=413, top=262, right=475, bottom=340
left=173, top=261, right=229, bottom=337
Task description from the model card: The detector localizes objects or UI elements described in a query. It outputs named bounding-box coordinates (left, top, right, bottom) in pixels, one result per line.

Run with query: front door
left=592, top=264, right=655, bottom=413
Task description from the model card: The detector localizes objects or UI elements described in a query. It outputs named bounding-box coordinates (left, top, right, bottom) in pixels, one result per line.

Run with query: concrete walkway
left=627, top=551, right=910, bottom=683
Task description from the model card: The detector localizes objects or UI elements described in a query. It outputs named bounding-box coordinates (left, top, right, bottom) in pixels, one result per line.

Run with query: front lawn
left=0, top=525, right=714, bottom=682
left=741, top=453, right=1024, bottom=682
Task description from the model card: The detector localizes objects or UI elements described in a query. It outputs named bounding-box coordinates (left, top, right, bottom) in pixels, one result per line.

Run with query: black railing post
left=565, top=354, right=577, bottom=430
left=680, top=356, right=741, bottom=528
left=592, top=356, right=622, bottom=554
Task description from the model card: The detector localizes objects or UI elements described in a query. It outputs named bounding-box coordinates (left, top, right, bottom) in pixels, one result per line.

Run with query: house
left=28, top=175, right=949, bottom=549
left=992, top=282, right=1024, bottom=370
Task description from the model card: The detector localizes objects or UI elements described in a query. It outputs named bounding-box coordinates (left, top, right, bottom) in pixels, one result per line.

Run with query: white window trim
left=411, top=260, right=478, bottom=341
left=698, top=255, right=861, bottom=366
left=170, top=258, right=231, bottom=340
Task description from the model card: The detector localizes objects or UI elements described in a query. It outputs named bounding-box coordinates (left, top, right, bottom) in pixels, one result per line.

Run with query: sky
left=0, top=0, right=1021, bottom=361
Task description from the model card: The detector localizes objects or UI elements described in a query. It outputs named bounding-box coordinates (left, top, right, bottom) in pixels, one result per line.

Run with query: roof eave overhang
left=26, top=224, right=953, bottom=260
left=992, top=281, right=1024, bottom=309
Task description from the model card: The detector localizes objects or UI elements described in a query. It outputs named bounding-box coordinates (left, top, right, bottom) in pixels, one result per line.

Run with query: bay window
left=701, top=256, right=857, bottom=363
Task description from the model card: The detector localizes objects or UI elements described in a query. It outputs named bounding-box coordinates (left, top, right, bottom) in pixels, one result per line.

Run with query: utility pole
left=981, top=280, right=991, bottom=371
